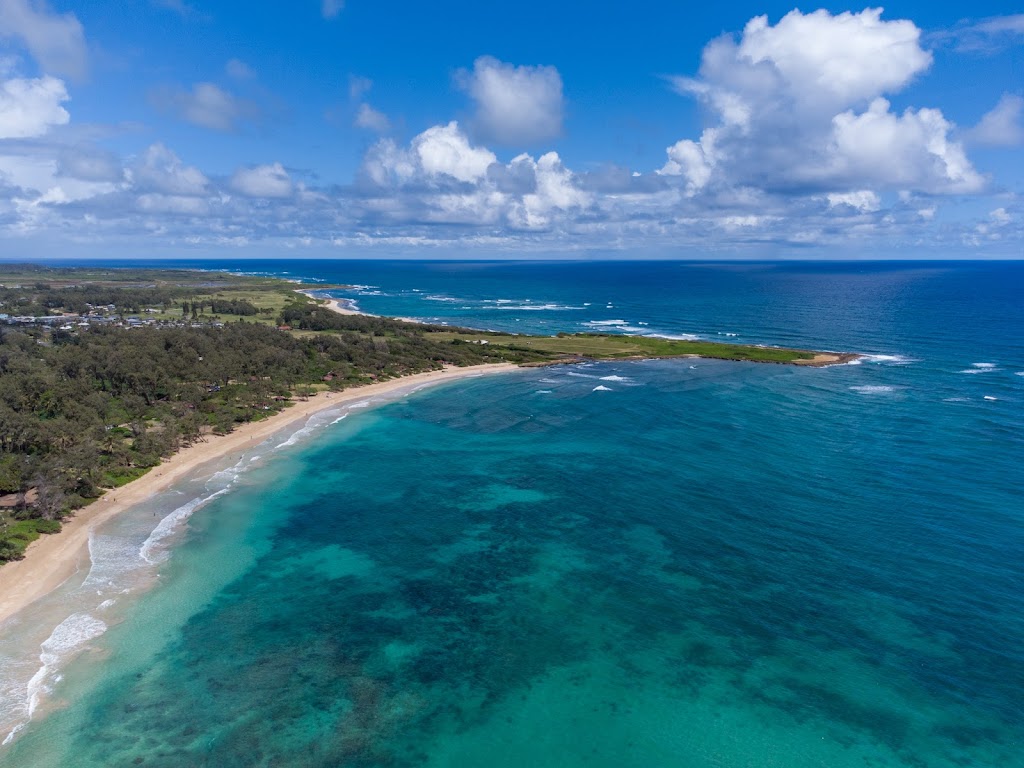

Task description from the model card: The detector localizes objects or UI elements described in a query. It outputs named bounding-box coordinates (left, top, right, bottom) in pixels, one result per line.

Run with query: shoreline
left=297, top=289, right=425, bottom=324
left=0, top=363, right=518, bottom=626
left=299, top=289, right=859, bottom=367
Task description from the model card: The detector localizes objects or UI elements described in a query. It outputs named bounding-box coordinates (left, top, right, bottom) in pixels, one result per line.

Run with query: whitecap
left=850, top=385, right=897, bottom=394
left=585, top=319, right=627, bottom=327
left=3, top=613, right=108, bottom=745
left=984, top=396, right=998, bottom=401
left=648, top=332, right=701, bottom=341
left=860, top=354, right=915, bottom=365
left=535, top=390, right=552, bottom=394
left=566, top=371, right=600, bottom=379
left=139, top=489, right=233, bottom=564
left=494, top=303, right=582, bottom=311
left=592, top=385, right=613, bottom=392
left=599, top=375, right=632, bottom=382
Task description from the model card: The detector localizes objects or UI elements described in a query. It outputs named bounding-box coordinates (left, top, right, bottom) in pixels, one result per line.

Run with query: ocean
left=1, top=260, right=1022, bottom=767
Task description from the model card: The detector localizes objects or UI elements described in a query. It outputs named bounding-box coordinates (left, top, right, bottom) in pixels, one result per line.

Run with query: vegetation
left=428, top=330, right=821, bottom=364
left=0, top=264, right=847, bottom=563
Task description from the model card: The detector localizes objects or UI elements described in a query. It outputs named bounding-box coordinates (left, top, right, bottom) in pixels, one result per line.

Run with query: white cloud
left=0, top=74, right=69, bottom=138
left=0, top=0, right=87, bottom=79
left=969, top=94, right=1024, bottom=146
left=734, top=9, right=931, bottom=109
left=661, top=9, right=981, bottom=197
left=457, top=56, right=563, bottom=145
left=153, top=82, right=252, bottom=132
left=939, top=14, right=1024, bottom=54
left=829, top=99, right=981, bottom=192
left=990, top=207, right=1011, bottom=225
left=659, top=136, right=714, bottom=195
left=131, top=143, right=208, bottom=196
left=0, top=152, right=115, bottom=200
left=56, top=146, right=123, bottom=182
left=230, top=162, right=293, bottom=198
left=354, top=103, right=389, bottom=132
left=321, top=0, right=343, bottom=19
left=827, top=190, right=881, bottom=212
left=508, top=152, right=590, bottom=229
left=136, top=193, right=208, bottom=215
left=360, top=122, right=588, bottom=230
left=365, top=121, right=497, bottom=185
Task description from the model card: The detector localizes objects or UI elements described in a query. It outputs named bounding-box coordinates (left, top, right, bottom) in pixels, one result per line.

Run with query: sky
left=0, top=1, right=1022, bottom=259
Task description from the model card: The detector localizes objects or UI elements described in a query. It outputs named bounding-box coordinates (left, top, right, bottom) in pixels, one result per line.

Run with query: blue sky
left=0, top=1, right=1022, bottom=258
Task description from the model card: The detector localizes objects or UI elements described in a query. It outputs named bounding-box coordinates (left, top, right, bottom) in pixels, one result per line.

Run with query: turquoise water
left=1, top=261, right=1023, bottom=766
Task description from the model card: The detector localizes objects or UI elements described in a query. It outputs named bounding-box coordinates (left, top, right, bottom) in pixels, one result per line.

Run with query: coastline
left=297, top=289, right=425, bottom=324
left=0, top=363, right=518, bottom=626
left=299, top=288, right=859, bottom=367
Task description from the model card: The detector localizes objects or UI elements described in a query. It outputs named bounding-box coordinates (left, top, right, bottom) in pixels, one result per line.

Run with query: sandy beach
left=0, top=363, right=518, bottom=626
left=296, top=289, right=365, bottom=316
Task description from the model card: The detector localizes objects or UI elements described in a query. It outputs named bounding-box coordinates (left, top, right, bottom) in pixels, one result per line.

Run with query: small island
left=0, top=264, right=856, bottom=571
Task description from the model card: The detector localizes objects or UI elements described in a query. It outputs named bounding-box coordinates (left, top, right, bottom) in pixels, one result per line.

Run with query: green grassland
left=426, top=330, right=823, bottom=364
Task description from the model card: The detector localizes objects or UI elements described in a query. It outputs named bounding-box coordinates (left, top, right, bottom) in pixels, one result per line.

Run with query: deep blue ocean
left=1, top=260, right=1022, bottom=767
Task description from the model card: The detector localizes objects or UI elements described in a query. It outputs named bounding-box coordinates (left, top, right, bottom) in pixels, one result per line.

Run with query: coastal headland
left=0, top=264, right=856, bottom=623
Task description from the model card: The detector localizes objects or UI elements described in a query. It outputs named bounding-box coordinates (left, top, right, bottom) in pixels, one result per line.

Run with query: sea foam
left=959, top=363, right=999, bottom=374
left=3, top=613, right=107, bottom=745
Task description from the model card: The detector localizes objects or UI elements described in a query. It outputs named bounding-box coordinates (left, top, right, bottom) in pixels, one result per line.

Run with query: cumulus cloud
left=151, top=82, right=254, bottom=132
left=230, top=162, right=293, bottom=198
left=0, top=0, right=87, bottom=79
left=660, top=9, right=982, bottom=197
left=130, top=143, right=208, bottom=196
left=969, top=94, right=1024, bottom=146
left=457, top=56, right=564, bottom=145
left=989, top=207, right=1011, bottom=225
left=0, top=74, right=69, bottom=138
left=360, top=121, right=588, bottom=229
left=827, top=190, right=881, bottom=212
left=365, top=121, right=497, bottom=186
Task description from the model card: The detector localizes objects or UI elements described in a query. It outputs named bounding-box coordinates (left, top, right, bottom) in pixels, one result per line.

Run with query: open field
left=425, top=330, right=855, bottom=366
